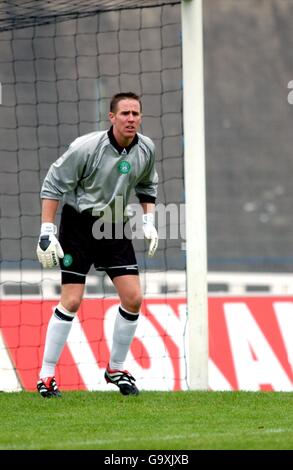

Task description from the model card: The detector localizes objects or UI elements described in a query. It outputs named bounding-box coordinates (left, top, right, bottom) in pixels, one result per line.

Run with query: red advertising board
left=1, top=297, right=293, bottom=391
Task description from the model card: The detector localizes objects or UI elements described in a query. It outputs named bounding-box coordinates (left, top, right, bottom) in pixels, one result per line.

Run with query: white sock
left=39, top=303, right=75, bottom=379
left=109, top=306, right=139, bottom=371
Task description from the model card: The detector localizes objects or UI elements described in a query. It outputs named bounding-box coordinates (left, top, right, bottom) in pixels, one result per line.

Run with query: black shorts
left=59, top=204, right=138, bottom=284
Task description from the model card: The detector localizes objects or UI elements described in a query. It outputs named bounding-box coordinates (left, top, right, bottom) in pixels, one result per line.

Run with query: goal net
left=0, top=0, right=187, bottom=392
left=2, top=0, right=292, bottom=393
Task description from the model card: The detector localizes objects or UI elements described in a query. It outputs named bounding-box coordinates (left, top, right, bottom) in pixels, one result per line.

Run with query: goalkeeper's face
left=109, top=98, right=142, bottom=146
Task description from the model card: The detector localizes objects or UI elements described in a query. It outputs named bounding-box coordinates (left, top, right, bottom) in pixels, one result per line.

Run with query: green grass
left=0, top=391, right=293, bottom=450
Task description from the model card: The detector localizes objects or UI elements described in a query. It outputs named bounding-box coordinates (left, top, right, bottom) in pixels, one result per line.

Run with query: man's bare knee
left=61, top=285, right=84, bottom=313
left=122, top=293, right=143, bottom=313
left=62, top=297, right=81, bottom=313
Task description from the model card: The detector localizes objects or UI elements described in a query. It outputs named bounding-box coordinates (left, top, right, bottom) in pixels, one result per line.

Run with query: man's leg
left=37, top=283, right=85, bottom=398
left=110, top=274, right=142, bottom=369
left=105, top=274, right=142, bottom=395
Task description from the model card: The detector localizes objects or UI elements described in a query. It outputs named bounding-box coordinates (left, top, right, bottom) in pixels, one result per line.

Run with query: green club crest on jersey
left=118, top=160, right=131, bottom=174
left=63, top=254, right=73, bottom=267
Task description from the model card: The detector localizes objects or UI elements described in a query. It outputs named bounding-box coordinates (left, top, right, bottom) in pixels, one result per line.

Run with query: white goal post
left=181, top=0, right=209, bottom=389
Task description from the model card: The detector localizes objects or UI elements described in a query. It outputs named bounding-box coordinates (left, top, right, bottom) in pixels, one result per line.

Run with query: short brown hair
left=110, top=92, right=142, bottom=113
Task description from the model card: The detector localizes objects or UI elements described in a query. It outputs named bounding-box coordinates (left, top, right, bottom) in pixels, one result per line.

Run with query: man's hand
left=142, top=213, right=158, bottom=257
left=36, top=223, right=64, bottom=268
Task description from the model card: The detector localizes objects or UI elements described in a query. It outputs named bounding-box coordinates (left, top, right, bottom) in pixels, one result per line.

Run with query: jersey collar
left=108, top=126, right=138, bottom=155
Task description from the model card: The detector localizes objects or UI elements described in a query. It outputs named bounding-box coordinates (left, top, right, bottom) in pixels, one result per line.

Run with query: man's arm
left=135, top=138, right=158, bottom=204
left=41, top=198, right=59, bottom=223
left=137, top=140, right=158, bottom=258
left=37, top=136, right=89, bottom=268
left=140, top=202, right=155, bottom=215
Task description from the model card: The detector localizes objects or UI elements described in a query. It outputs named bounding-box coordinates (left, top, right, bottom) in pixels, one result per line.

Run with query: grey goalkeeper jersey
left=41, top=129, right=158, bottom=221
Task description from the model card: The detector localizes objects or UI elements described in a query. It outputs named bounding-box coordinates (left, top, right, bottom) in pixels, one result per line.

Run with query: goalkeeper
left=36, top=92, right=158, bottom=398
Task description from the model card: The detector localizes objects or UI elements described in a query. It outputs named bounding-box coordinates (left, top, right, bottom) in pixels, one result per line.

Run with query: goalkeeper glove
left=142, top=213, right=158, bottom=257
left=36, top=223, right=64, bottom=268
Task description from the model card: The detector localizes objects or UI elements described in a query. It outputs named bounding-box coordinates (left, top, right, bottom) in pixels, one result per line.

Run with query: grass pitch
left=0, top=391, right=293, bottom=450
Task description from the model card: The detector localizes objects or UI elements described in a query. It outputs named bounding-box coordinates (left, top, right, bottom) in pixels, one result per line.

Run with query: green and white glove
left=36, top=223, right=64, bottom=268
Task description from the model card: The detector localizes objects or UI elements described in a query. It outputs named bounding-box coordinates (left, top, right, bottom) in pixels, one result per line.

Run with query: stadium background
left=1, top=0, right=293, bottom=275
left=1, top=0, right=293, bottom=393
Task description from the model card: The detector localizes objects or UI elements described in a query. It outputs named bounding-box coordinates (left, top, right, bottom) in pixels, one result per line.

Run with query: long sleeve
left=135, top=139, right=158, bottom=203
left=41, top=139, right=89, bottom=200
